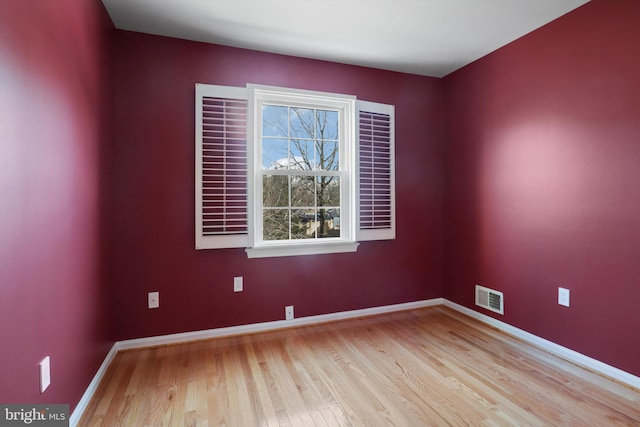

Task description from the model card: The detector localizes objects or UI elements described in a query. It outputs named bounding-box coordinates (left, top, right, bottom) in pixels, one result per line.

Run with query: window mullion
left=287, top=175, right=292, bottom=240
left=287, top=106, right=292, bottom=241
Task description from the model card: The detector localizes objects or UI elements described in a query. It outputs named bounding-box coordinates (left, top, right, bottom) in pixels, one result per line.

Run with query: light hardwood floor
left=79, top=306, right=640, bottom=426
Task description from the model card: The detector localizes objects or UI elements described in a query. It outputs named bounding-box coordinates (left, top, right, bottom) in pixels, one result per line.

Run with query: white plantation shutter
left=196, top=84, right=249, bottom=249
left=356, top=100, right=395, bottom=241
left=196, top=84, right=395, bottom=250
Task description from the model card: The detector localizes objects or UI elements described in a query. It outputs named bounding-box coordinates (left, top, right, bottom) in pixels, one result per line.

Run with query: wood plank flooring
left=78, top=306, right=640, bottom=426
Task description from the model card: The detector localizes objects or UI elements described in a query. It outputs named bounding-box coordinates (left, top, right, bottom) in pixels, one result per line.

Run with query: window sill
left=245, top=241, right=359, bottom=259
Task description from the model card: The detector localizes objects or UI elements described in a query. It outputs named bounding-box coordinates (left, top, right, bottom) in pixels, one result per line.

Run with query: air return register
left=475, top=285, right=504, bottom=315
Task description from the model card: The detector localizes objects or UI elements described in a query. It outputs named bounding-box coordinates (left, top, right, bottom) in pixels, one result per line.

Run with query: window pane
left=263, top=175, right=289, bottom=207
left=290, top=140, right=315, bottom=170
left=318, top=208, right=340, bottom=239
left=263, top=138, right=288, bottom=169
left=263, top=209, right=289, bottom=240
left=316, top=110, right=338, bottom=140
left=291, top=176, right=315, bottom=207
left=262, top=105, right=288, bottom=137
left=291, top=209, right=316, bottom=240
left=316, top=141, right=339, bottom=171
left=290, top=108, right=314, bottom=139
left=317, top=176, right=340, bottom=207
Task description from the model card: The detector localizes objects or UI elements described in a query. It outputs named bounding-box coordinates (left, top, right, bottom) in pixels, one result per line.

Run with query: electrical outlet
left=148, top=291, right=159, bottom=309
left=558, top=287, right=570, bottom=307
left=234, top=276, right=243, bottom=292
left=40, top=356, right=50, bottom=393
left=285, top=305, right=294, bottom=320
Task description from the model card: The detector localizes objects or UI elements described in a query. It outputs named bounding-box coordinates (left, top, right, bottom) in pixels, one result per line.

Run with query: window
left=196, top=83, right=395, bottom=258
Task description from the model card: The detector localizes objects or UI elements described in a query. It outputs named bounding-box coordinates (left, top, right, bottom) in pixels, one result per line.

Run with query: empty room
left=1, top=0, right=639, bottom=425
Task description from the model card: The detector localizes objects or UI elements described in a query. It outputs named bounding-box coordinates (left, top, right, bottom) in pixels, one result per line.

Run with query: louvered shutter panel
left=356, top=100, right=395, bottom=241
left=196, top=84, right=249, bottom=249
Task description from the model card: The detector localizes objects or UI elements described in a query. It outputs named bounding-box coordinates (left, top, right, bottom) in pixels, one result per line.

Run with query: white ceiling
left=101, top=0, right=589, bottom=78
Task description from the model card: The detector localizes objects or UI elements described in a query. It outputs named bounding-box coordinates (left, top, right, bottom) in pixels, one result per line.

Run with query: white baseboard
left=69, top=343, right=119, bottom=427
left=442, top=299, right=640, bottom=390
left=118, top=298, right=443, bottom=350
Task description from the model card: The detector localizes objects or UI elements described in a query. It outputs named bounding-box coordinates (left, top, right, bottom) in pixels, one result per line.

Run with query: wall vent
left=475, top=285, right=504, bottom=315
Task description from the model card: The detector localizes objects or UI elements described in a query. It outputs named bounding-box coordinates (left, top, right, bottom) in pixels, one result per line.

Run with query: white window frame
left=195, top=83, right=395, bottom=258
left=246, top=85, right=358, bottom=258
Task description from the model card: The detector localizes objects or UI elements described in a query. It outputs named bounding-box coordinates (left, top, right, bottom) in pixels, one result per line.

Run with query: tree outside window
left=262, top=105, right=341, bottom=241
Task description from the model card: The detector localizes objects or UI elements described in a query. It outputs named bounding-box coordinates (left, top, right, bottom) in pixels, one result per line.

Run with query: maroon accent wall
left=443, top=0, right=640, bottom=376
left=0, top=0, right=113, bottom=410
left=110, top=31, right=445, bottom=340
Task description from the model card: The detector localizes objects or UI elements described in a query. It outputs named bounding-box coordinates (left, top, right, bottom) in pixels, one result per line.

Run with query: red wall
left=0, top=0, right=113, bottom=410
left=110, top=31, right=445, bottom=340
left=5, top=0, right=636, bottom=412
left=443, top=0, right=640, bottom=376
